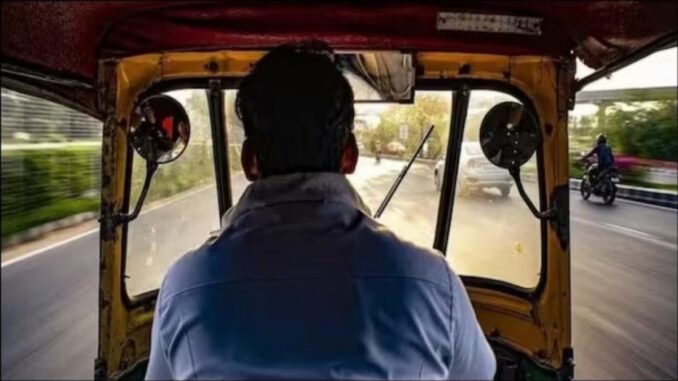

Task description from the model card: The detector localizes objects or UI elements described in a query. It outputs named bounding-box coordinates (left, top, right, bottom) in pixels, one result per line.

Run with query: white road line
left=1, top=228, right=98, bottom=268
left=1, top=185, right=218, bottom=268
left=602, top=223, right=654, bottom=238
left=571, top=216, right=677, bottom=251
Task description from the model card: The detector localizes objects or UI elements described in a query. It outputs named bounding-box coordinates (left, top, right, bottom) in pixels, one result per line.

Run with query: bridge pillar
left=594, top=101, right=614, bottom=129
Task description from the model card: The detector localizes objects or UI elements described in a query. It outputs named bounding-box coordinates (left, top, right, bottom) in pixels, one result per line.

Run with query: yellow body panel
left=98, top=50, right=572, bottom=377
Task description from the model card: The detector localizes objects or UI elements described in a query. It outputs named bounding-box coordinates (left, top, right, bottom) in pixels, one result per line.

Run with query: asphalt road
left=2, top=158, right=676, bottom=380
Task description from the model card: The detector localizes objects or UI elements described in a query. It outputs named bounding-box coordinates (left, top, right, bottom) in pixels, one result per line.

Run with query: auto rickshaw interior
left=1, top=2, right=675, bottom=380
left=107, top=50, right=565, bottom=380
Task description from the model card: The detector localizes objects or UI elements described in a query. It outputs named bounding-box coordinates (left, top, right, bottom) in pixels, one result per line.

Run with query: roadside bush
left=129, top=142, right=244, bottom=204
left=618, top=166, right=648, bottom=186
left=131, top=142, right=214, bottom=203
left=604, top=101, right=677, bottom=161
left=1, top=197, right=99, bottom=239
left=1, top=146, right=100, bottom=219
left=1, top=146, right=101, bottom=239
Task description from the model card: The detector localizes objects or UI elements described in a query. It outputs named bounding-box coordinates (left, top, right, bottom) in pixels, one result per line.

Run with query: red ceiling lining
left=2, top=1, right=676, bottom=83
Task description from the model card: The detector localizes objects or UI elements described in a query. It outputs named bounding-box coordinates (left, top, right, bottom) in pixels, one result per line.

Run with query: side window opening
left=1, top=87, right=102, bottom=244
left=351, top=91, right=453, bottom=247
left=446, top=90, right=542, bottom=289
left=124, top=89, right=220, bottom=297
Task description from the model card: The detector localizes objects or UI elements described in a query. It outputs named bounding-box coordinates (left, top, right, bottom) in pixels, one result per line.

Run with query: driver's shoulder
left=355, top=219, right=454, bottom=292
left=156, top=240, right=229, bottom=305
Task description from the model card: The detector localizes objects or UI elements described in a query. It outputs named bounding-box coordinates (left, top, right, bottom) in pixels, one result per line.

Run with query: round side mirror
left=479, top=102, right=540, bottom=169
left=129, top=95, right=190, bottom=164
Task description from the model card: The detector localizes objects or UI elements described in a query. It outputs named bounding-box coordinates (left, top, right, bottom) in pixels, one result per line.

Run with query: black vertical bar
left=207, top=80, right=232, bottom=220
left=433, top=88, right=470, bottom=254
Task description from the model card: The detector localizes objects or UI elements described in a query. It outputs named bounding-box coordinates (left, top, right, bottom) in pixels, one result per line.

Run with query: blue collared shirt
left=146, top=173, right=496, bottom=380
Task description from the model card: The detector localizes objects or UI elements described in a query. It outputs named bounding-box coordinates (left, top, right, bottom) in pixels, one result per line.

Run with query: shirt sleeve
left=583, top=146, right=595, bottom=159
left=447, top=269, right=497, bottom=380
left=145, top=294, right=173, bottom=380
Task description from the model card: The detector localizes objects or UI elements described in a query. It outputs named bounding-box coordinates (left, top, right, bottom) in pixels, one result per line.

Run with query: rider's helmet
left=596, top=133, right=607, bottom=144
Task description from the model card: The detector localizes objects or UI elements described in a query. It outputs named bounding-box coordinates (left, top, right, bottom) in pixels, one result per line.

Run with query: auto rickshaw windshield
left=123, top=87, right=542, bottom=297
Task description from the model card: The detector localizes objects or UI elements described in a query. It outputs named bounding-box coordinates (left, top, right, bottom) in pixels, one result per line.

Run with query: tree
left=365, top=93, right=452, bottom=159
left=183, top=89, right=245, bottom=145
left=604, top=100, right=677, bottom=161
left=184, top=91, right=210, bottom=142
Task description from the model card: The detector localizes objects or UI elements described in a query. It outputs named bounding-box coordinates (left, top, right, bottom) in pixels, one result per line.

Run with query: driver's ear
left=241, top=139, right=260, bottom=181
left=340, top=133, right=359, bottom=174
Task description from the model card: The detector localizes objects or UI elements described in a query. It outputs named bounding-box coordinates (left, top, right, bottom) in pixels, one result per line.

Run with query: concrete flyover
left=575, top=86, right=677, bottom=142
left=575, top=86, right=677, bottom=104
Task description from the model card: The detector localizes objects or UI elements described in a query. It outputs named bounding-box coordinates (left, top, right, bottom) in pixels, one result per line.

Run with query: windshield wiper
left=374, top=124, right=435, bottom=219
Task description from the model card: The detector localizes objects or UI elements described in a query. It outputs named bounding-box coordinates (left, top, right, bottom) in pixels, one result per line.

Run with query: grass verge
left=1, top=197, right=99, bottom=240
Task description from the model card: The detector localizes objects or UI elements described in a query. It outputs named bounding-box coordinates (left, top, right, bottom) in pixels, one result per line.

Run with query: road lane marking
left=602, top=223, right=654, bottom=239
left=1, top=228, right=98, bottom=268
left=571, top=216, right=677, bottom=251
left=1, top=184, right=219, bottom=268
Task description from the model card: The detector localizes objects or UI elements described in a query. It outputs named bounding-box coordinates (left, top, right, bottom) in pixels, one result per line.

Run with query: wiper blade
left=374, top=124, right=435, bottom=219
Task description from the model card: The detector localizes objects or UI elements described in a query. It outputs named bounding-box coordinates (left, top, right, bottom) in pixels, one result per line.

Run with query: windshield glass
left=124, top=89, right=542, bottom=296
left=464, top=143, right=483, bottom=156
left=447, top=91, right=541, bottom=288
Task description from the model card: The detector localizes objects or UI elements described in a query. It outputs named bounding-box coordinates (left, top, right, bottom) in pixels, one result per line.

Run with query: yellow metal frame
left=418, top=52, right=573, bottom=369
left=98, top=50, right=573, bottom=377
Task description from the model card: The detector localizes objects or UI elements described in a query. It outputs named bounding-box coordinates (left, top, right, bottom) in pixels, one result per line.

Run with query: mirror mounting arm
left=113, top=161, right=158, bottom=225
left=509, top=166, right=557, bottom=221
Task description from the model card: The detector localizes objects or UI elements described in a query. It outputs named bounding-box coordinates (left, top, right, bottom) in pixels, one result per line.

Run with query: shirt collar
left=222, top=172, right=372, bottom=227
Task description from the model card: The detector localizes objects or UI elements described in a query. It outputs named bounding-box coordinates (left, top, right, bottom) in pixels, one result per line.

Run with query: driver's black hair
left=236, top=40, right=355, bottom=177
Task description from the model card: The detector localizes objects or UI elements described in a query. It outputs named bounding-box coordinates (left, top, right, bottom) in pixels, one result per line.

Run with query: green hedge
left=130, top=143, right=244, bottom=204
left=1, top=146, right=99, bottom=216
left=131, top=142, right=211, bottom=203
left=567, top=153, right=673, bottom=190
left=1, top=145, right=101, bottom=239
left=2, top=142, right=245, bottom=239
left=2, top=197, right=99, bottom=239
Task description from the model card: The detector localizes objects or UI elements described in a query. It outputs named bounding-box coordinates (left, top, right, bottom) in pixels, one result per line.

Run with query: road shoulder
left=1, top=220, right=99, bottom=266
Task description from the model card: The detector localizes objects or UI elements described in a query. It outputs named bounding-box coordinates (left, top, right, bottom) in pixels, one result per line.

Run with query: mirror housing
left=114, top=95, right=191, bottom=225
left=479, top=102, right=539, bottom=169
left=129, top=95, right=191, bottom=163
left=479, top=102, right=556, bottom=221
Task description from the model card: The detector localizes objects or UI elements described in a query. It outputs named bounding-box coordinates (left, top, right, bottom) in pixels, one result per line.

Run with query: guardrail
left=569, top=179, right=677, bottom=209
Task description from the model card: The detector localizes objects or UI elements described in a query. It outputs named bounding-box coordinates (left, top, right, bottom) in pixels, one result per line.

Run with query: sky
left=356, top=48, right=678, bottom=117
left=572, top=47, right=677, bottom=116
left=576, top=47, right=677, bottom=91
left=171, top=47, right=677, bottom=116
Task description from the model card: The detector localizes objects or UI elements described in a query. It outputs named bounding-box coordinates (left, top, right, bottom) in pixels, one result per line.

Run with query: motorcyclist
left=581, top=133, right=615, bottom=184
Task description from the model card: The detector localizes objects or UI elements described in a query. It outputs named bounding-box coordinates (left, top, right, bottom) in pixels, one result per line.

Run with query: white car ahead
left=434, top=142, right=513, bottom=197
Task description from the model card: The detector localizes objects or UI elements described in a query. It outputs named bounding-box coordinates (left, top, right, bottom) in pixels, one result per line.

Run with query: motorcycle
left=580, top=158, right=620, bottom=205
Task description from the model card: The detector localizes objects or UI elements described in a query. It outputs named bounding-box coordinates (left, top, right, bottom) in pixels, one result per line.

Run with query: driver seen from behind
left=146, top=40, right=496, bottom=380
